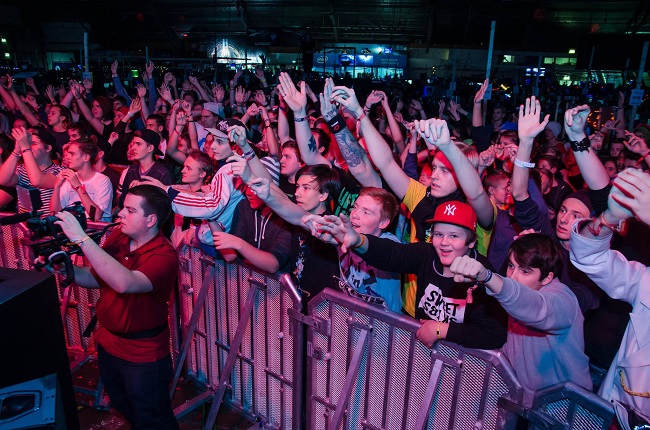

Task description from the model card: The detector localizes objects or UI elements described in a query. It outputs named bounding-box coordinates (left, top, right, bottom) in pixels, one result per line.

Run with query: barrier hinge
left=287, top=308, right=330, bottom=336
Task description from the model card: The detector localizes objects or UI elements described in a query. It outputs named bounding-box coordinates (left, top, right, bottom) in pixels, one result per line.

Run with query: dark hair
left=358, top=187, right=399, bottom=226
left=311, top=127, right=331, bottom=156
left=536, top=154, right=564, bottom=178
left=67, top=121, right=91, bottom=138
left=0, top=133, right=15, bottom=162
left=127, top=184, right=172, bottom=228
left=508, top=233, right=563, bottom=281
left=112, top=95, right=128, bottom=107
left=93, top=96, right=115, bottom=121
left=498, top=130, right=519, bottom=146
left=295, top=164, right=341, bottom=207
left=51, top=105, right=72, bottom=126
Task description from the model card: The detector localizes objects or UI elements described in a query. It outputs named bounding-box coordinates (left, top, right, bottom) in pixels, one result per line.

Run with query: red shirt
left=92, top=228, right=179, bottom=363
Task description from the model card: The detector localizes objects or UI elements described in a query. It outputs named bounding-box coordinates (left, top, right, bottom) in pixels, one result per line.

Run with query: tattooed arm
left=321, top=78, right=382, bottom=188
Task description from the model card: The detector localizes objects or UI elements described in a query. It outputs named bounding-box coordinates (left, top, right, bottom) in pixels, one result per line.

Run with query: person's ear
left=468, top=239, right=477, bottom=249
left=318, top=191, right=329, bottom=203
left=378, top=218, right=390, bottom=230
left=540, top=272, right=554, bottom=286
left=488, top=186, right=496, bottom=196
left=146, top=213, right=157, bottom=229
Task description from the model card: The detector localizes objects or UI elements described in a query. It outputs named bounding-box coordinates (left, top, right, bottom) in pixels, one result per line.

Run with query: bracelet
left=264, top=119, right=271, bottom=126
left=294, top=116, right=307, bottom=122
left=569, top=136, right=591, bottom=152
left=514, top=158, right=535, bottom=169
left=356, top=111, right=367, bottom=122
left=242, top=148, right=255, bottom=161
left=351, top=234, right=366, bottom=249
left=73, top=236, right=92, bottom=246
left=11, top=150, right=21, bottom=158
left=479, top=269, right=493, bottom=284
left=278, top=106, right=287, bottom=112
left=327, top=113, right=347, bottom=134
left=587, top=213, right=625, bottom=236
left=436, top=322, right=442, bottom=340
left=363, top=105, right=371, bottom=112
left=74, top=184, right=87, bottom=194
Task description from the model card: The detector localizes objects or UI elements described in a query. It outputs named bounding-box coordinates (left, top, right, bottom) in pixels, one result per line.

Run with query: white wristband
left=514, top=158, right=535, bottom=169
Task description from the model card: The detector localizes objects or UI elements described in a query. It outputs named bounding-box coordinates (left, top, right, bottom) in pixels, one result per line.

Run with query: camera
left=26, top=202, right=87, bottom=241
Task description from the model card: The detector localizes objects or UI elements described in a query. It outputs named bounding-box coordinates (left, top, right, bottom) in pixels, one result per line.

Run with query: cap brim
left=205, top=127, right=229, bottom=140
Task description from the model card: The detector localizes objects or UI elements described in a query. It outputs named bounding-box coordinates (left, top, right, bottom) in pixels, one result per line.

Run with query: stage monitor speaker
left=0, top=268, right=79, bottom=430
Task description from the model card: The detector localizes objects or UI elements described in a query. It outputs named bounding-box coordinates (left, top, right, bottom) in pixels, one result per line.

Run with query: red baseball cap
left=426, top=200, right=477, bottom=232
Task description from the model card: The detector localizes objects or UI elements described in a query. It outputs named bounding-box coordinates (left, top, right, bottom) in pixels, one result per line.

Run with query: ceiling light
left=568, top=49, right=576, bottom=54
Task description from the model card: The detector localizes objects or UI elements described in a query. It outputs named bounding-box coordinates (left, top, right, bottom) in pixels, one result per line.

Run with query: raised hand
left=235, top=86, right=248, bottom=105
left=564, top=105, right=590, bottom=141
left=313, top=214, right=360, bottom=253
left=474, top=79, right=489, bottom=104
left=330, top=85, right=363, bottom=118
left=478, top=146, right=496, bottom=169
left=518, top=96, right=549, bottom=142
left=247, top=177, right=270, bottom=201
left=318, top=77, right=338, bottom=121
left=212, top=84, right=225, bottom=102
left=410, top=99, right=423, bottom=112
left=610, top=168, right=650, bottom=225
left=623, top=130, right=649, bottom=155
left=365, top=90, right=383, bottom=108
left=111, top=60, right=119, bottom=76
left=158, top=83, right=173, bottom=103
left=11, top=127, right=32, bottom=150
left=228, top=125, right=248, bottom=148
left=136, top=83, right=147, bottom=99
left=414, top=118, right=452, bottom=150
left=226, top=154, right=252, bottom=182
left=245, top=103, right=260, bottom=117
left=277, top=72, right=307, bottom=114
left=254, top=67, right=266, bottom=82
left=449, top=255, right=488, bottom=283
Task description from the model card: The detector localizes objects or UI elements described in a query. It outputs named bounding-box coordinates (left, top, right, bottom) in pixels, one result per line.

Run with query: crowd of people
left=0, top=61, right=649, bottom=428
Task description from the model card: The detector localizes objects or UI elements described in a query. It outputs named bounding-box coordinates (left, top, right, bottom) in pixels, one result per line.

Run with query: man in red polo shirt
left=44, top=184, right=179, bottom=429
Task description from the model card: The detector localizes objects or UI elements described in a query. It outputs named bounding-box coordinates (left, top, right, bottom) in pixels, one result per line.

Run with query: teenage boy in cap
left=201, top=155, right=293, bottom=274
left=310, top=200, right=507, bottom=350
left=141, top=125, right=273, bottom=235
left=449, top=233, right=592, bottom=405
left=116, top=129, right=172, bottom=209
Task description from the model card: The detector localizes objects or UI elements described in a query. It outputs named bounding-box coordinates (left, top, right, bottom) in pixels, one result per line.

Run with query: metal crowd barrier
left=0, top=213, right=617, bottom=429
left=306, top=287, right=525, bottom=430
left=173, top=243, right=304, bottom=430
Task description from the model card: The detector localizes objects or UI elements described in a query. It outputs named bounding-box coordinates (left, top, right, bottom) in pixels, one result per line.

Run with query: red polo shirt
left=92, top=228, right=179, bottom=363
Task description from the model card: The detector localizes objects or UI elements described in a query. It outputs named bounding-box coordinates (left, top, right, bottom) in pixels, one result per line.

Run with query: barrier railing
left=173, top=243, right=304, bottom=430
left=0, top=215, right=616, bottom=429
left=306, top=287, right=525, bottom=430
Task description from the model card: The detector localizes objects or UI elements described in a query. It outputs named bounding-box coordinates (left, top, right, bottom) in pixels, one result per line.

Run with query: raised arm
left=472, top=79, right=488, bottom=127
left=71, top=82, right=106, bottom=136
left=278, top=72, right=329, bottom=166
left=324, top=80, right=382, bottom=187
left=11, top=127, right=58, bottom=188
left=563, top=104, right=609, bottom=190
left=247, top=176, right=309, bottom=227
left=259, top=105, right=279, bottom=158
left=7, top=78, right=42, bottom=126
left=111, top=61, right=133, bottom=105
left=512, top=96, right=549, bottom=201
left=416, top=118, right=494, bottom=227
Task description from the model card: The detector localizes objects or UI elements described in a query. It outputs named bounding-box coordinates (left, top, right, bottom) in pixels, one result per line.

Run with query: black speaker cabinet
left=0, top=268, right=79, bottom=430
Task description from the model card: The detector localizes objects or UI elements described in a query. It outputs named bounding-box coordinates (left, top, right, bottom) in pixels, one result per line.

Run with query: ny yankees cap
left=426, top=200, right=477, bottom=232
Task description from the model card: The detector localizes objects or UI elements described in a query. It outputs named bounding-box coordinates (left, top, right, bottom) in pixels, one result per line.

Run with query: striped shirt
left=16, top=163, right=67, bottom=213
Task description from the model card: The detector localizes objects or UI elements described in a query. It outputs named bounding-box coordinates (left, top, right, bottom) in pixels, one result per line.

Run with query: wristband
left=436, top=322, right=442, bottom=340
left=327, top=113, right=347, bottom=134
left=242, top=148, right=255, bottom=161
left=265, top=119, right=271, bottom=126
left=74, top=184, right=87, bottom=194
left=569, top=136, right=591, bottom=152
left=478, top=269, right=493, bottom=284
left=356, top=111, right=367, bottom=122
left=294, top=116, right=307, bottom=122
left=278, top=106, right=287, bottom=112
left=351, top=234, right=366, bottom=249
left=513, top=158, right=535, bottom=169
left=73, top=236, right=92, bottom=246
left=587, top=213, right=626, bottom=236
left=11, top=151, right=21, bottom=158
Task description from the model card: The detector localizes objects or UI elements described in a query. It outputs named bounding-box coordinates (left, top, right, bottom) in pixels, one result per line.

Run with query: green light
left=4, top=53, right=10, bottom=58
left=131, top=69, right=139, bottom=78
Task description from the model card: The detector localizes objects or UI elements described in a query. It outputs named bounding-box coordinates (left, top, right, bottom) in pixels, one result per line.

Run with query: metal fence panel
left=177, top=245, right=303, bottom=429
left=307, top=288, right=524, bottom=430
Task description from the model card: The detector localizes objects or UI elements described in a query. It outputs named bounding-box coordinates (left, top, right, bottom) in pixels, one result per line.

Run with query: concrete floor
left=71, top=354, right=255, bottom=430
